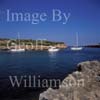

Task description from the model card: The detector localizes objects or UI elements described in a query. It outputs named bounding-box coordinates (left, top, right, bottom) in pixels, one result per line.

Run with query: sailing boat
left=10, top=33, right=25, bottom=52
left=48, top=46, right=59, bottom=52
left=71, top=33, right=83, bottom=51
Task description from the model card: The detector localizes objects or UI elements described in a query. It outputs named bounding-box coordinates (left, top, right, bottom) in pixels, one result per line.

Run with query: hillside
left=0, top=38, right=67, bottom=50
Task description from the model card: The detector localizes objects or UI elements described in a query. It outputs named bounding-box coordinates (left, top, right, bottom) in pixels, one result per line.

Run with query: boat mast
left=18, top=32, right=20, bottom=49
left=76, top=32, right=78, bottom=47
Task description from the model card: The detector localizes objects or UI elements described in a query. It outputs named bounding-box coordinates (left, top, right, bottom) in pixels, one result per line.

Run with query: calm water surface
left=0, top=48, right=100, bottom=100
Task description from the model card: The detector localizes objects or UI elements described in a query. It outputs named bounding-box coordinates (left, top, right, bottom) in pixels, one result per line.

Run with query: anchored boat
left=10, top=33, right=25, bottom=52
left=48, top=46, right=59, bottom=52
left=71, top=33, right=83, bottom=51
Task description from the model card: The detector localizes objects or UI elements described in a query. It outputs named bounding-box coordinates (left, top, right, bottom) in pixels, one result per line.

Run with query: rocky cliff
left=39, top=61, right=100, bottom=100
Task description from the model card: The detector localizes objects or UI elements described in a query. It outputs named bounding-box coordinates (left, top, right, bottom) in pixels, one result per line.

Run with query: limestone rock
left=39, top=61, right=100, bottom=100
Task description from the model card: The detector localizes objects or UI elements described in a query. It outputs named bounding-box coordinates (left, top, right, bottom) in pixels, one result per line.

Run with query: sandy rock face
left=39, top=61, right=100, bottom=100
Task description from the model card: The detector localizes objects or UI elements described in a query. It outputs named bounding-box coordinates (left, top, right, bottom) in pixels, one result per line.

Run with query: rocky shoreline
left=0, top=38, right=67, bottom=50
left=39, top=61, right=100, bottom=100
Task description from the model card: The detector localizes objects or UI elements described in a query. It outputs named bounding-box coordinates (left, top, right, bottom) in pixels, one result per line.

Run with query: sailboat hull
left=48, top=49, right=59, bottom=52
left=10, top=49, right=25, bottom=52
left=71, top=47, right=83, bottom=51
left=48, top=46, right=59, bottom=52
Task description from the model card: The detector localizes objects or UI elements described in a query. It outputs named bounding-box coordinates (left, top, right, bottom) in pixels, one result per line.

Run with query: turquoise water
left=0, top=48, right=100, bottom=100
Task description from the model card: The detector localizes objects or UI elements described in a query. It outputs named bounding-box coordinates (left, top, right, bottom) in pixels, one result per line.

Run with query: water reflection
left=48, top=52, right=57, bottom=59
left=48, top=52, right=58, bottom=68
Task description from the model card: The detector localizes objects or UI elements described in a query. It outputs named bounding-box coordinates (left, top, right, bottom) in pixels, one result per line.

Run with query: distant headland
left=0, top=38, right=67, bottom=50
left=85, top=44, right=100, bottom=48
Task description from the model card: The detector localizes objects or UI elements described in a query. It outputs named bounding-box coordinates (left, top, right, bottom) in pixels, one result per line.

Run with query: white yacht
left=48, top=46, right=59, bottom=52
left=10, top=48, right=25, bottom=52
left=71, top=47, right=82, bottom=50
left=71, top=33, right=83, bottom=51
left=10, top=33, right=25, bottom=52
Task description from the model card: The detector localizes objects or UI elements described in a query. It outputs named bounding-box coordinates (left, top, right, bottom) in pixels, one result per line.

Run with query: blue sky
left=0, top=0, right=100, bottom=46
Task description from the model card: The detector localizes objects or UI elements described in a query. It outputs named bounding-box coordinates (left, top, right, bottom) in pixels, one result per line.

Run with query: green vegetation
left=0, top=38, right=65, bottom=46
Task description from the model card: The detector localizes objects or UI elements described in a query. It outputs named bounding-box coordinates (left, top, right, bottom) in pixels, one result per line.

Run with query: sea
left=0, top=47, right=100, bottom=100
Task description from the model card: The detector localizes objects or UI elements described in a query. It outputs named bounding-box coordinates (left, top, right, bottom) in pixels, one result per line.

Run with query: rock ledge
left=39, top=61, right=100, bottom=100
